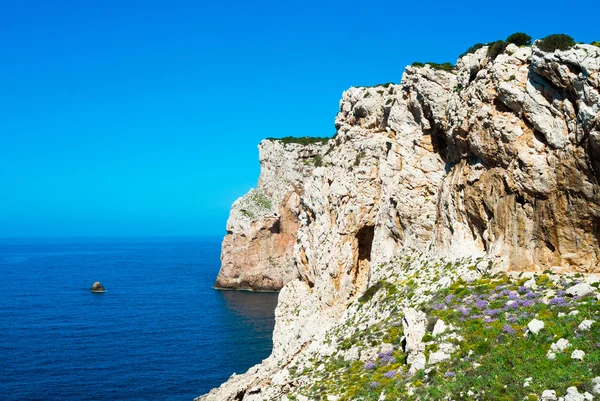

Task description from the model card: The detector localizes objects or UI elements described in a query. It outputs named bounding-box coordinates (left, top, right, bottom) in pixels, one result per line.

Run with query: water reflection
left=217, top=290, right=279, bottom=334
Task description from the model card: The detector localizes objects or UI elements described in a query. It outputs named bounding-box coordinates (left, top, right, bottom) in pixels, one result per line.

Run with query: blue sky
left=0, top=0, right=597, bottom=237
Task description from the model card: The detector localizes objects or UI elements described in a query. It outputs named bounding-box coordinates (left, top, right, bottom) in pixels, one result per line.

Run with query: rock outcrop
left=215, top=141, right=324, bottom=291
left=90, top=282, right=105, bottom=293
left=201, top=41, right=600, bottom=400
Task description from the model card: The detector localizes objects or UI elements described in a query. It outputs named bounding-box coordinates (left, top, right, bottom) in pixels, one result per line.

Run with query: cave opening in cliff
left=353, top=225, right=375, bottom=294
left=357, top=225, right=375, bottom=263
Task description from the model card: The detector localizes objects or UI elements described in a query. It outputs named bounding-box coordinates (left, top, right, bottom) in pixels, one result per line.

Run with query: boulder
left=90, top=282, right=106, bottom=293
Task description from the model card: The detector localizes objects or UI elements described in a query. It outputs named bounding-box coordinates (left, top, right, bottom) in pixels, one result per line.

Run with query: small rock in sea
left=90, top=281, right=106, bottom=293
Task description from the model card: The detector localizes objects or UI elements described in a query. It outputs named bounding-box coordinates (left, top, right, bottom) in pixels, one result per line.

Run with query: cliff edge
left=202, top=38, right=600, bottom=400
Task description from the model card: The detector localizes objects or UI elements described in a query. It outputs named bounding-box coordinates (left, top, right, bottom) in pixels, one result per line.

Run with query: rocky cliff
left=202, top=40, right=600, bottom=400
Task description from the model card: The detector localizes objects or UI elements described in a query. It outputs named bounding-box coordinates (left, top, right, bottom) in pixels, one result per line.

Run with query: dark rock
left=90, top=281, right=106, bottom=293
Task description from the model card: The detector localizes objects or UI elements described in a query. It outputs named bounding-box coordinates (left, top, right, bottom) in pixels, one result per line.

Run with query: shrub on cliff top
left=537, top=34, right=576, bottom=52
left=459, top=43, right=485, bottom=58
left=592, top=41, right=600, bottom=48
left=266, top=136, right=330, bottom=145
left=506, top=32, right=532, bottom=47
left=487, top=40, right=508, bottom=60
left=411, top=61, right=455, bottom=72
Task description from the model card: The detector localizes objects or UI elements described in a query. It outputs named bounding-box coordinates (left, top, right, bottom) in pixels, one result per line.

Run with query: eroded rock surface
left=201, top=42, right=600, bottom=400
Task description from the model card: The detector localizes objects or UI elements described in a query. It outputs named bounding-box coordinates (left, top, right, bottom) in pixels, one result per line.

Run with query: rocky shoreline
left=202, top=38, right=600, bottom=400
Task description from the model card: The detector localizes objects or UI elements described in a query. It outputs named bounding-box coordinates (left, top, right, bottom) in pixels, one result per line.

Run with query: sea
left=0, top=236, right=279, bottom=401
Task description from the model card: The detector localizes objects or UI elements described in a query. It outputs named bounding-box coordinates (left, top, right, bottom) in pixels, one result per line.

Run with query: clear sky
left=0, top=0, right=597, bottom=237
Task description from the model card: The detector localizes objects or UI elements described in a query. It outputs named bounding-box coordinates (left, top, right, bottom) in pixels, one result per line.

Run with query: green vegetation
left=592, top=41, right=600, bottom=48
left=460, top=32, right=532, bottom=60
left=506, top=32, right=532, bottom=47
left=266, top=136, right=331, bottom=145
left=287, top=255, right=600, bottom=401
left=411, top=62, right=455, bottom=72
left=358, top=280, right=397, bottom=304
left=537, top=34, right=576, bottom=52
left=460, top=43, right=485, bottom=58
left=487, top=40, right=508, bottom=60
left=354, top=151, right=366, bottom=167
left=248, top=190, right=272, bottom=210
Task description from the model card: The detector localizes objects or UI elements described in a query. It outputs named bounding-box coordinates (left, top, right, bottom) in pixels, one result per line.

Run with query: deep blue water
left=0, top=237, right=278, bottom=400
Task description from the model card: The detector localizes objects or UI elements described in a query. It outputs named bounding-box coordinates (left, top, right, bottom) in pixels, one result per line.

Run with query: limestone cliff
left=215, top=140, right=325, bottom=291
left=202, top=41, right=600, bottom=400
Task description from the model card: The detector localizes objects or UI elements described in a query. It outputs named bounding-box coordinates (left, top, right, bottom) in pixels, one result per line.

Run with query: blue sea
left=0, top=237, right=279, bottom=401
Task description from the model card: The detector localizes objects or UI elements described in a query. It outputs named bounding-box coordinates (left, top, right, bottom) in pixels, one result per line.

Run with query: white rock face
left=199, top=43, right=600, bottom=400
left=402, top=308, right=427, bottom=373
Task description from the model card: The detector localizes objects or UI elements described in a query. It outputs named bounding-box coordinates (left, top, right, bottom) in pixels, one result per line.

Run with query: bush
left=592, top=41, right=600, bottom=48
left=460, top=43, right=485, bottom=58
left=506, top=32, right=532, bottom=47
left=537, top=34, right=576, bottom=52
left=411, top=61, right=455, bottom=72
left=266, top=136, right=330, bottom=145
left=487, top=40, right=508, bottom=60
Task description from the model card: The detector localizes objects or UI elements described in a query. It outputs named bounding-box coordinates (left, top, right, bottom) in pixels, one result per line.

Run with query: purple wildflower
left=470, top=314, right=484, bottom=320
left=557, top=290, right=566, bottom=297
left=503, top=324, right=516, bottom=335
left=484, top=317, right=497, bottom=323
left=474, top=299, right=489, bottom=309
left=507, top=316, right=518, bottom=323
left=445, top=294, right=455, bottom=304
left=501, top=289, right=512, bottom=297
left=484, top=308, right=501, bottom=316
left=495, top=285, right=505, bottom=292
left=365, top=361, right=376, bottom=370
left=458, top=307, right=472, bottom=316
left=445, top=371, right=456, bottom=378
left=525, top=291, right=538, bottom=299
left=433, top=302, right=446, bottom=311
left=384, top=370, right=396, bottom=378
left=518, top=286, right=528, bottom=294
left=508, top=292, right=519, bottom=300
left=519, top=299, right=535, bottom=308
left=369, top=381, right=379, bottom=388
left=549, top=297, right=568, bottom=306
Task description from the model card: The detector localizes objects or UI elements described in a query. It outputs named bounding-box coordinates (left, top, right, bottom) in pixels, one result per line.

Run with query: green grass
left=287, top=258, right=600, bottom=401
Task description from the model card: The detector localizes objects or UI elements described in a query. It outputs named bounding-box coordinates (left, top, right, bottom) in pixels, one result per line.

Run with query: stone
left=564, top=387, right=585, bottom=401
left=528, top=319, right=545, bottom=335
left=571, top=350, right=585, bottom=361
left=551, top=338, right=571, bottom=353
left=90, top=282, right=106, bottom=293
left=546, top=351, right=556, bottom=360
left=578, top=320, right=594, bottom=331
left=566, top=283, right=595, bottom=298
left=428, top=351, right=451, bottom=365
left=541, top=390, right=557, bottom=401
left=432, top=319, right=448, bottom=337
left=591, top=377, right=600, bottom=395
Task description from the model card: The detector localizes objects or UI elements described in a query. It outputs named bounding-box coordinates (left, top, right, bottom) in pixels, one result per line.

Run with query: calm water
left=0, top=237, right=279, bottom=400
